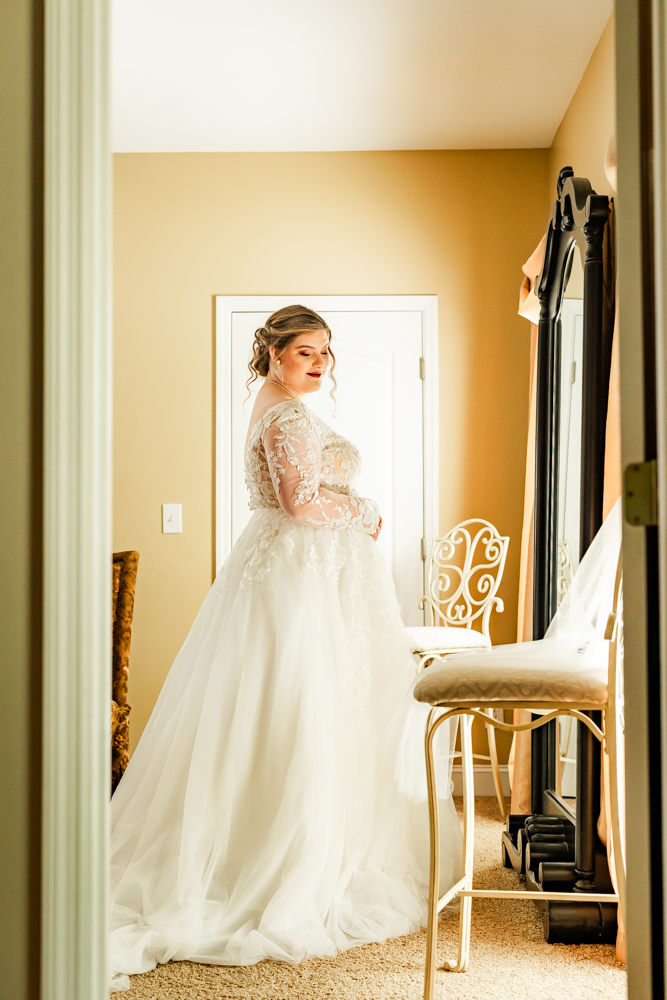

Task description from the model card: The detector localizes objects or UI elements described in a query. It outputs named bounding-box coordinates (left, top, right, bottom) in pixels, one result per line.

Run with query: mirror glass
left=556, top=241, right=584, bottom=803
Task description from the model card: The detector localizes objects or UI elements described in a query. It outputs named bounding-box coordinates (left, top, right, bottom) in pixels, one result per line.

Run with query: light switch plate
left=162, top=503, right=182, bottom=533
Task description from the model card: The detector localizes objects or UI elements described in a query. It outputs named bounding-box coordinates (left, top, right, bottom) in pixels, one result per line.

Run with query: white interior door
left=217, top=296, right=438, bottom=626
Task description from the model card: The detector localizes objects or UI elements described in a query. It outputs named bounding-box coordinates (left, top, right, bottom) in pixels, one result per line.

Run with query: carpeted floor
left=122, top=798, right=627, bottom=999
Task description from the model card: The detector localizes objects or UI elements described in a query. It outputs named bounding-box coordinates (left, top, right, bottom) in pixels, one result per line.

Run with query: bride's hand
left=371, top=517, right=382, bottom=541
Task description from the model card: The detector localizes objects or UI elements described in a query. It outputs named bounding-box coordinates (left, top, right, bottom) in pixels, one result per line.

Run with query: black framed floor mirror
left=501, top=167, right=616, bottom=942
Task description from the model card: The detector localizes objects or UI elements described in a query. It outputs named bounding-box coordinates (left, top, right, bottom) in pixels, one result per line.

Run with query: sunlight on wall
left=113, top=149, right=549, bottom=750
left=549, top=14, right=615, bottom=198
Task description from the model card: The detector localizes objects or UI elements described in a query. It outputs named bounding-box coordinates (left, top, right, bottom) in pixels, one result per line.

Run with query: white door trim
left=451, top=765, right=510, bottom=798
left=214, top=295, right=439, bottom=576
left=43, top=1, right=112, bottom=997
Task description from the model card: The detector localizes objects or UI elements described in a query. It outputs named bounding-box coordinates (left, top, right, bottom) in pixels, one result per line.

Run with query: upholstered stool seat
left=413, top=649, right=607, bottom=711
left=407, top=625, right=492, bottom=655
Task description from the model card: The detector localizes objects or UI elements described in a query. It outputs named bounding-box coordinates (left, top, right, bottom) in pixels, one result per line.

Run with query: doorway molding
left=214, top=294, right=439, bottom=575
left=43, top=1, right=112, bottom=997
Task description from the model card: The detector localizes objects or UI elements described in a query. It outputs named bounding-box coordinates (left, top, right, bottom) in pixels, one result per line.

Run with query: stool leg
left=485, top=709, right=507, bottom=819
left=444, top=713, right=474, bottom=973
left=605, top=704, right=627, bottom=928
left=423, top=708, right=441, bottom=1000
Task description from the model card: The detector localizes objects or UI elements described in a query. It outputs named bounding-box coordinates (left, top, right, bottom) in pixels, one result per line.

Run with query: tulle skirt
left=109, top=509, right=462, bottom=988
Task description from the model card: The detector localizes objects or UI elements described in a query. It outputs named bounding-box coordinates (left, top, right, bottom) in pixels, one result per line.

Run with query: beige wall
left=114, top=149, right=549, bottom=749
left=549, top=14, right=615, bottom=198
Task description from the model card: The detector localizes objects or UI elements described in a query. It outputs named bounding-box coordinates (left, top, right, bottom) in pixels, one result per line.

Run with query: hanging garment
left=109, top=398, right=462, bottom=990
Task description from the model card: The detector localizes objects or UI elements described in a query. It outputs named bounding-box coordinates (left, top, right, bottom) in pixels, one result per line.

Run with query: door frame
left=646, top=0, right=667, bottom=989
left=617, top=0, right=665, bottom=995
left=41, top=1, right=664, bottom=995
left=42, top=0, right=112, bottom=997
left=214, top=294, right=439, bottom=583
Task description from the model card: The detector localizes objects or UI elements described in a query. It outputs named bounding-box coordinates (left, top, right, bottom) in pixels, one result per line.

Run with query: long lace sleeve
left=264, top=405, right=380, bottom=534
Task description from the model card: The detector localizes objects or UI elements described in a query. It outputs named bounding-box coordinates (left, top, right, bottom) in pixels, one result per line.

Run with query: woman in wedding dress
left=109, top=305, right=462, bottom=989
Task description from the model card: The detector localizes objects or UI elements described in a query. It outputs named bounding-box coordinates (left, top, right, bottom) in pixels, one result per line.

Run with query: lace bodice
left=245, top=400, right=380, bottom=535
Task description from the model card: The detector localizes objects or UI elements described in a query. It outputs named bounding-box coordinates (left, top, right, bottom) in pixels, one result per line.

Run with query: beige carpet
left=123, top=798, right=626, bottom=999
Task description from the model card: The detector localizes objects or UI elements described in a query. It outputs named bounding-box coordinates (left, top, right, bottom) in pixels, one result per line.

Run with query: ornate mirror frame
left=533, top=166, right=613, bottom=640
left=526, top=167, right=614, bottom=930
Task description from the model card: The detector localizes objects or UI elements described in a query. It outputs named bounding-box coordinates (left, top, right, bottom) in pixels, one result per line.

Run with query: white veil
left=493, top=496, right=623, bottom=670
left=545, top=497, right=622, bottom=659
left=442, top=497, right=623, bottom=675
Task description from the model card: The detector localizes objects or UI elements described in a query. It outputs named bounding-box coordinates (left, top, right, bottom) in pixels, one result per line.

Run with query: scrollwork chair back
left=420, top=519, right=509, bottom=641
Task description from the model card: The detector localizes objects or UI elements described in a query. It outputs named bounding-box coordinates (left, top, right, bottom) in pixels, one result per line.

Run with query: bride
left=109, top=305, right=462, bottom=989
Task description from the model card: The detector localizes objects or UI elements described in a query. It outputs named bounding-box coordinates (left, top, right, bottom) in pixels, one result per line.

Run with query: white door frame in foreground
left=214, top=294, right=439, bottom=578
left=42, top=1, right=112, bottom=998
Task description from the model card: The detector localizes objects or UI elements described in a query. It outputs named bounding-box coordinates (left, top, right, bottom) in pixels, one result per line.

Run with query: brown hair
left=246, top=304, right=336, bottom=398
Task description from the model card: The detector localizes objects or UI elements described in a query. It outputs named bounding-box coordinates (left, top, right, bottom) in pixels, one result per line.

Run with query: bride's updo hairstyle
left=247, top=304, right=337, bottom=398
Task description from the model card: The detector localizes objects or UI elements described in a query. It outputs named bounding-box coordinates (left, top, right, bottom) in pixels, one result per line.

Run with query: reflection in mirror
left=557, top=242, right=584, bottom=801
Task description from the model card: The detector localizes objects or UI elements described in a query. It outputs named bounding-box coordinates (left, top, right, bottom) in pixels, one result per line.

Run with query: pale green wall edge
left=0, top=2, right=44, bottom=998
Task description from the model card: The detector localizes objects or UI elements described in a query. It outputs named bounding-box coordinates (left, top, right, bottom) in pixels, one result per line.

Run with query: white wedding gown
left=109, top=398, right=462, bottom=990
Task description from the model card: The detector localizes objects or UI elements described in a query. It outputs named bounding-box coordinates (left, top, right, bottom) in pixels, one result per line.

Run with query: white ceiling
left=112, top=0, right=614, bottom=153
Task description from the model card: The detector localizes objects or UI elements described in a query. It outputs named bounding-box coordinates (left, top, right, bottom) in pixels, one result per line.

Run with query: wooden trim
left=649, top=0, right=667, bottom=988
left=42, top=0, right=111, bottom=996
left=451, top=764, right=510, bottom=797
left=615, top=0, right=656, bottom=991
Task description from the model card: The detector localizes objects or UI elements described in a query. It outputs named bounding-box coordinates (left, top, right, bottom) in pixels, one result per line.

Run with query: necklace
left=264, top=379, right=301, bottom=401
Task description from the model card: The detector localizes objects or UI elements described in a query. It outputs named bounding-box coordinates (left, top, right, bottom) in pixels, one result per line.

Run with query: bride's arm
left=264, top=407, right=381, bottom=535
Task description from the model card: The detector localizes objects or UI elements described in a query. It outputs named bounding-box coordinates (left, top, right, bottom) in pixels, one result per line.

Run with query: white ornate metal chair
left=406, top=519, right=510, bottom=818
left=414, top=558, right=625, bottom=997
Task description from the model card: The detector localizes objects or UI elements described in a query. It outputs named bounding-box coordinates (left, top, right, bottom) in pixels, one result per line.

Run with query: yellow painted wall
left=113, top=149, right=549, bottom=750
left=549, top=14, right=615, bottom=198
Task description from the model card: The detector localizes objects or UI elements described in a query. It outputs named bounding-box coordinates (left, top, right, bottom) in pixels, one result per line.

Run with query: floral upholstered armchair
left=112, top=550, right=139, bottom=793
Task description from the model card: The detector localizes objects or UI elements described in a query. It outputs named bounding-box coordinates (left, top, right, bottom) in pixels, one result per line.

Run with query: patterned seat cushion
left=406, top=625, right=491, bottom=653
left=413, top=648, right=607, bottom=710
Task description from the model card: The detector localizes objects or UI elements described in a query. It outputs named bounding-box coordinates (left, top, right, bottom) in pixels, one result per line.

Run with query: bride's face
left=271, top=329, right=331, bottom=395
